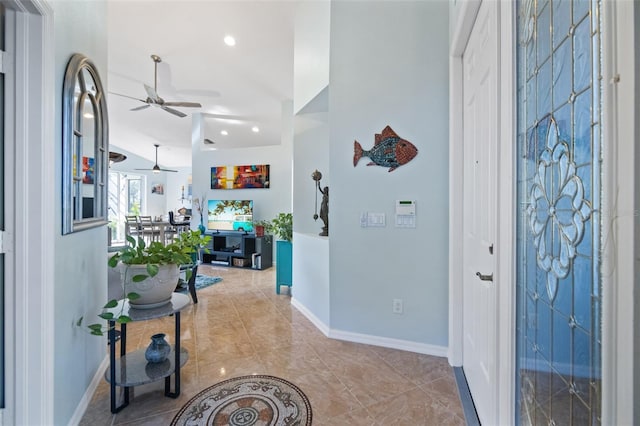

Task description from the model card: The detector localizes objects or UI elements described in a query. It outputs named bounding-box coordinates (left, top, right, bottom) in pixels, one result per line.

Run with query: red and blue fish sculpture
left=353, top=125, right=418, bottom=172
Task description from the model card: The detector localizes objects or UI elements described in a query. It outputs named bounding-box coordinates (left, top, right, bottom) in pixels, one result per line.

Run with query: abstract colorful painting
left=82, top=156, right=95, bottom=184
left=211, top=166, right=229, bottom=189
left=232, top=164, right=270, bottom=189
left=211, top=165, right=270, bottom=189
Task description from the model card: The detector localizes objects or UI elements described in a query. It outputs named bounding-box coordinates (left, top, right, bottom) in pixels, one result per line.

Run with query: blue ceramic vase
left=198, top=222, right=206, bottom=235
left=145, top=333, right=171, bottom=363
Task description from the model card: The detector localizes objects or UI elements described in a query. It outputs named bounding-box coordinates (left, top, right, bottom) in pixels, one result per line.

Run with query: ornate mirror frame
left=62, top=53, right=109, bottom=234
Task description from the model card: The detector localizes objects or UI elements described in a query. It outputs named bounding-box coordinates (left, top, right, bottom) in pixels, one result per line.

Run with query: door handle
left=476, top=272, right=493, bottom=282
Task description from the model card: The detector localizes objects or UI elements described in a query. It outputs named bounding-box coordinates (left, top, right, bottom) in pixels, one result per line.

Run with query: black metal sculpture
left=312, top=170, right=328, bottom=237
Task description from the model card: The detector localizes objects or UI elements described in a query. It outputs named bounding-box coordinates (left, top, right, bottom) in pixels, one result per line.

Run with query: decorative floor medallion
left=171, top=375, right=312, bottom=426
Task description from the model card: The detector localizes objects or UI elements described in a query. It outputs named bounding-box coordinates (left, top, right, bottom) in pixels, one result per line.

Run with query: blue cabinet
left=275, top=240, right=292, bottom=294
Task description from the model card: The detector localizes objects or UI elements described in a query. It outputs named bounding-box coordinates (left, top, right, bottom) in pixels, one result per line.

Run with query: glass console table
left=105, top=293, right=191, bottom=413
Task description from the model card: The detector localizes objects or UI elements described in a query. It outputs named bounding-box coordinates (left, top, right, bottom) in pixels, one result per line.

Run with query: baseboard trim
left=68, top=355, right=109, bottom=426
left=454, top=367, right=481, bottom=426
left=329, top=329, right=448, bottom=357
left=291, top=297, right=330, bottom=336
left=291, top=298, right=447, bottom=357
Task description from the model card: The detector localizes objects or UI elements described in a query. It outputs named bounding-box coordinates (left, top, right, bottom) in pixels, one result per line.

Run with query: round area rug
left=171, top=375, right=312, bottom=426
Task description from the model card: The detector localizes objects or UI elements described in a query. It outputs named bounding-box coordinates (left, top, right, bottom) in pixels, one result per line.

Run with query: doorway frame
left=2, top=1, right=55, bottom=425
left=449, top=0, right=638, bottom=424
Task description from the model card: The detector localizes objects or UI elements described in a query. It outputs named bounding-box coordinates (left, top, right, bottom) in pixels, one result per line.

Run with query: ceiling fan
left=111, top=54, right=202, bottom=118
left=135, top=144, right=178, bottom=173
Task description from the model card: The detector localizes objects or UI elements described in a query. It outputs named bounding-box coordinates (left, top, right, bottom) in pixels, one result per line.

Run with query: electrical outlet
left=392, top=299, right=403, bottom=314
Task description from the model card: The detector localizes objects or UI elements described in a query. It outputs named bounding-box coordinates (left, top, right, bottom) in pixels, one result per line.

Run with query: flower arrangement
left=193, top=195, right=207, bottom=233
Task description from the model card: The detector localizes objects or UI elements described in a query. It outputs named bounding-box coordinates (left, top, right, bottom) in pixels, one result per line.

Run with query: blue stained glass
left=573, top=19, right=591, bottom=93
left=526, top=295, right=537, bottom=336
left=516, top=0, right=601, bottom=421
left=537, top=3, right=551, bottom=64
left=527, top=41, right=536, bottom=77
left=573, top=328, right=591, bottom=377
left=537, top=301, right=552, bottom=360
left=553, top=38, right=572, bottom=108
left=552, top=311, right=571, bottom=367
left=554, top=271, right=572, bottom=316
left=527, top=78, right=536, bottom=125
left=574, top=259, right=593, bottom=329
left=537, top=60, right=552, bottom=119
left=576, top=165, right=592, bottom=205
left=574, top=0, right=590, bottom=24
left=554, top=103, right=571, bottom=142
left=537, top=266, right=549, bottom=304
left=573, top=89, right=592, bottom=164
left=577, top=214, right=592, bottom=256
left=537, top=0, right=550, bottom=16
left=525, top=336, right=536, bottom=361
left=553, top=0, right=571, bottom=48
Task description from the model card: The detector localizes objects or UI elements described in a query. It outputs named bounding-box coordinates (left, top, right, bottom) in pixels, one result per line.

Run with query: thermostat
left=395, top=200, right=416, bottom=228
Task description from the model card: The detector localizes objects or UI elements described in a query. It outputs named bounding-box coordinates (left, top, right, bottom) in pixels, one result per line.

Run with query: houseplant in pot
left=107, top=235, right=193, bottom=308
left=254, top=219, right=272, bottom=237
left=81, top=234, right=197, bottom=336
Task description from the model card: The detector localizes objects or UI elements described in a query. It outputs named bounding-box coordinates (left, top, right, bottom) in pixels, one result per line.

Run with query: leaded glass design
left=516, top=0, right=602, bottom=424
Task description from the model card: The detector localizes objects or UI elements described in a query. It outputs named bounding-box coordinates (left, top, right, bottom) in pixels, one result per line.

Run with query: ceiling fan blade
left=161, top=106, right=187, bottom=118
left=130, top=104, right=151, bottom=111
left=144, top=84, right=160, bottom=102
left=133, top=167, right=178, bottom=173
left=163, top=101, right=202, bottom=108
left=109, top=92, right=147, bottom=103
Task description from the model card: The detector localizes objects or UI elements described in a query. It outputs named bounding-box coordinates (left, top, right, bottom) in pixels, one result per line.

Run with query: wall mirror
left=62, top=53, right=109, bottom=234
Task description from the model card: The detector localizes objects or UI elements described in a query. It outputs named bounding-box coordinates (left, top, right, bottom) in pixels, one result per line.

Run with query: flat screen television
left=207, top=200, right=254, bottom=233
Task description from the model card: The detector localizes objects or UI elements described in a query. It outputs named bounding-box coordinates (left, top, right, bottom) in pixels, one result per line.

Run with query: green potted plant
left=254, top=219, right=272, bottom=237
left=80, top=233, right=207, bottom=335
left=175, top=230, right=211, bottom=263
left=270, top=213, right=293, bottom=294
left=271, top=213, right=292, bottom=242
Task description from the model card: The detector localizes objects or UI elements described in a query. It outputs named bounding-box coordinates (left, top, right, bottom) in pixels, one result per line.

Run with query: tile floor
left=80, top=265, right=465, bottom=425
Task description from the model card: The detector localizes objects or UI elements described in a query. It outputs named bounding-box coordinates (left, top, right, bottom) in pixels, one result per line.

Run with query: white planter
left=122, top=264, right=179, bottom=308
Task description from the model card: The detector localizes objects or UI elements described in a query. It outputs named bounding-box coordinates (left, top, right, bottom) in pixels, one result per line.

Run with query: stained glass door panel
left=516, top=0, right=602, bottom=424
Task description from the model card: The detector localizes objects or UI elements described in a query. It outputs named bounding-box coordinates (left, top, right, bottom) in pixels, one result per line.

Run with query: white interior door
left=462, top=1, right=498, bottom=424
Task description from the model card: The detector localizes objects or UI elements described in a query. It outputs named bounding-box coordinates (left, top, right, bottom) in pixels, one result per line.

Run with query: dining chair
left=138, top=215, right=160, bottom=244
left=124, top=215, right=141, bottom=239
left=169, top=211, right=190, bottom=235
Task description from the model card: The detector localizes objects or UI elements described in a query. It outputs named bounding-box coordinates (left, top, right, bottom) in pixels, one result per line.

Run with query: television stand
left=201, top=231, right=272, bottom=270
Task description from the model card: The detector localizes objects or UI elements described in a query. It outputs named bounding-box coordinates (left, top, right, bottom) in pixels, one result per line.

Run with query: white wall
left=51, top=1, right=109, bottom=424
left=191, top=101, right=293, bottom=231
left=293, top=0, right=330, bottom=114
left=108, top=145, right=192, bottom=218
left=327, top=1, right=450, bottom=347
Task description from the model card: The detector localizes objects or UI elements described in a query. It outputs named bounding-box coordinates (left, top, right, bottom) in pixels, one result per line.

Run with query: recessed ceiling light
left=224, top=35, right=236, bottom=47
left=83, top=112, right=94, bottom=119
left=220, top=130, right=228, bottom=136
left=251, top=126, right=260, bottom=133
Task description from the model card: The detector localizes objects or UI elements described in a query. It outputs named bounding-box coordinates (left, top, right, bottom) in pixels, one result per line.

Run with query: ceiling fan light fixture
left=134, top=144, right=178, bottom=173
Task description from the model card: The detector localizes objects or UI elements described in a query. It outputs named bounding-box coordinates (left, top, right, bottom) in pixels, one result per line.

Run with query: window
left=108, top=171, right=145, bottom=246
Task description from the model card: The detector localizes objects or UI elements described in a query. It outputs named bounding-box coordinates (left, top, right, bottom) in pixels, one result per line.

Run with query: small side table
left=105, top=293, right=191, bottom=413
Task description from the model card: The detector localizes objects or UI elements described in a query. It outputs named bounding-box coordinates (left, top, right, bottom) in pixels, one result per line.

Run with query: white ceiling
left=107, top=1, right=296, bottom=168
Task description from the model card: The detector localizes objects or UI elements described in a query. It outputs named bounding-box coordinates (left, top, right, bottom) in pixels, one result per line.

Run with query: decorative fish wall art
left=353, top=125, right=418, bottom=172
